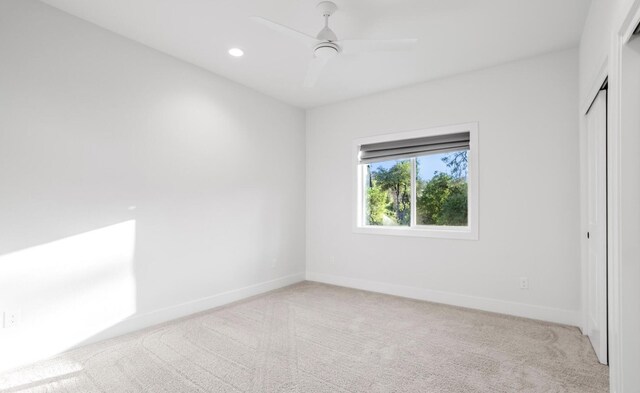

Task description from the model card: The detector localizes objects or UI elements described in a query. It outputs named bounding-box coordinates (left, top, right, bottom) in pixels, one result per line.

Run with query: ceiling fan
left=251, top=1, right=417, bottom=88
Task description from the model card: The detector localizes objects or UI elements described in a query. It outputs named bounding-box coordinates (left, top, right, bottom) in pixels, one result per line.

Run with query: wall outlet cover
left=3, top=310, right=20, bottom=328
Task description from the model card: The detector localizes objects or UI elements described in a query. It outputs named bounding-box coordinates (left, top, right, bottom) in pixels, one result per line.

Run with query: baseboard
left=306, top=272, right=580, bottom=326
left=77, top=272, right=306, bottom=348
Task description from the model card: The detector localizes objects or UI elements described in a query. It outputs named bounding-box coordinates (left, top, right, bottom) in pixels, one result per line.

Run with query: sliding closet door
left=586, top=89, right=608, bottom=365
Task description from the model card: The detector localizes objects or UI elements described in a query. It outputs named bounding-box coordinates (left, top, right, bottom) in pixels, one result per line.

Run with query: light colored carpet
left=0, top=281, right=608, bottom=392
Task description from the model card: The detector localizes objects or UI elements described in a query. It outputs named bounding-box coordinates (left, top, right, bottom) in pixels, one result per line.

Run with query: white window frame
left=353, top=122, right=479, bottom=240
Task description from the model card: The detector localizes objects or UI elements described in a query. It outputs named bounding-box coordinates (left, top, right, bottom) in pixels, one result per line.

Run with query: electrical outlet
left=519, top=277, right=529, bottom=290
left=3, top=310, right=20, bottom=328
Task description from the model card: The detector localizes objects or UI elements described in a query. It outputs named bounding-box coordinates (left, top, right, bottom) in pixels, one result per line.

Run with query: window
left=354, top=123, right=478, bottom=239
left=364, top=158, right=412, bottom=226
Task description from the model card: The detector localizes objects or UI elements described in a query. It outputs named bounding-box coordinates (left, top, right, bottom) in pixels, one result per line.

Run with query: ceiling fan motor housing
left=317, top=26, right=337, bottom=42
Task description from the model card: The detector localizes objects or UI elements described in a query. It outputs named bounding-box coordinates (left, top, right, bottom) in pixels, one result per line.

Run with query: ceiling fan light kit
left=252, top=1, right=417, bottom=87
left=314, top=42, right=340, bottom=58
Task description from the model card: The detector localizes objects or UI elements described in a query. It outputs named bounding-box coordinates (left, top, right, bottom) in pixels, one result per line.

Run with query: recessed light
left=228, top=48, right=244, bottom=57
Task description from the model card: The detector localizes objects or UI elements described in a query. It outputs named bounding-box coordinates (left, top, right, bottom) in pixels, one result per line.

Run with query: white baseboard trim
left=306, top=272, right=580, bottom=327
left=79, top=272, right=306, bottom=348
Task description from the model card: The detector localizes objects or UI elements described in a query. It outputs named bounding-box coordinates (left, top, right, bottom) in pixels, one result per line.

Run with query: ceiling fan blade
left=303, top=57, right=328, bottom=88
left=338, top=38, right=418, bottom=55
left=250, top=17, right=319, bottom=47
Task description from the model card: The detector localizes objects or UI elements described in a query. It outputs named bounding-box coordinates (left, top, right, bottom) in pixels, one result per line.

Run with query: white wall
left=306, top=49, right=581, bottom=325
left=0, top=0, right=305, bottom=372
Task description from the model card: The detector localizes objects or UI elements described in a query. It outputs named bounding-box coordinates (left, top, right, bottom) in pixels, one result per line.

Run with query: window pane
left=364, top=159, right=411, bottom=226
left=416, top=150, right=468, bottom=226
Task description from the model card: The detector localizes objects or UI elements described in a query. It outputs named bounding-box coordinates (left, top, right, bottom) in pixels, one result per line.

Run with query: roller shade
left=359, top=132, right=470, bottom=164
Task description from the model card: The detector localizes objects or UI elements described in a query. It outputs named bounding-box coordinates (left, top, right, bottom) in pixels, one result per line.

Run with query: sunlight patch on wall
left=0, top=220, right=137, bottom=373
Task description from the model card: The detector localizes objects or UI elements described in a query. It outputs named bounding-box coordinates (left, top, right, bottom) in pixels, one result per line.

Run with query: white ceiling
left=40, top=0, right=591, bottom=108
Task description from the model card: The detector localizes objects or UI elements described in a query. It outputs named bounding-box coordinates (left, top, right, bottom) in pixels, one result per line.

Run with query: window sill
left=353, top=225, right=478, bottom=240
